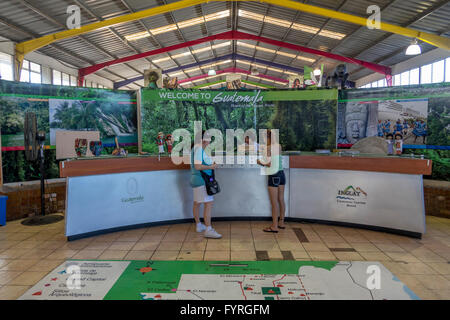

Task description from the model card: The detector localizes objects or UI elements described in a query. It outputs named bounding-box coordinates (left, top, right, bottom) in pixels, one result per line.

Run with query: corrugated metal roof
left=0, top=0, right=448, bottom=87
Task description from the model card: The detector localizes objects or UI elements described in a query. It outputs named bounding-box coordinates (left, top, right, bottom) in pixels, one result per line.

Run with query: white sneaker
left=196, top=223, right=206, bottom=233
left=204, top=227, right=222, bottom=239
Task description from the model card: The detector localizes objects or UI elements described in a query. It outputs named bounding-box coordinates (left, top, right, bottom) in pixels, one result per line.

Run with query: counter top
left=60, top=154, right=432, bottom=178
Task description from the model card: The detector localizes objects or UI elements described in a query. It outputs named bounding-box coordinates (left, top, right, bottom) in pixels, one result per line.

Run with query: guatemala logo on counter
left=336, top=186, right=367, bottom=208
left=121, top=177, right=144, bottom=204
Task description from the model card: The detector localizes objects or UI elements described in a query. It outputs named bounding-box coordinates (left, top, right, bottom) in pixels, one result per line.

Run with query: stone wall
left=424, top=179, right=450, bottom=219
left=0, top=178, right=448, bottom=222
left=0, top=179, right=66, bottom=221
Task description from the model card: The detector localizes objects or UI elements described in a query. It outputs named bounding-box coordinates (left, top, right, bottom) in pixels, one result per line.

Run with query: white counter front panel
left=289, top=168, right=426, bottom=234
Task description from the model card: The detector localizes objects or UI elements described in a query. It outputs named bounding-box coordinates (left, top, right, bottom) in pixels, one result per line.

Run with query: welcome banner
left=140, top=88, right=338, bottom=153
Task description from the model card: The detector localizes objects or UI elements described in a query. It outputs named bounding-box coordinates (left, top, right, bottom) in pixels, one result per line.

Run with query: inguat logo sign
left=337, top=186, right=368, bottom=198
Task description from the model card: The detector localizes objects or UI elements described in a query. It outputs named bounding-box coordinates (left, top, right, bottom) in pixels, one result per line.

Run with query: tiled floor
left=0, top=215, right=449, bottom=300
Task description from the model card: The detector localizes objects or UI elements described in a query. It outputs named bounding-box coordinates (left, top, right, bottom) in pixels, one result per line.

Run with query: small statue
left=112, top=137, right=127, bottom=157
left=386, top=133, right=394, bottom=155
left=165, top=134, right=174, bottom=154
left=156, top=132, right=165, bottom=154
left=394, top=133, right=403, bottom=156
left=326, top=64, right=349, bottom=89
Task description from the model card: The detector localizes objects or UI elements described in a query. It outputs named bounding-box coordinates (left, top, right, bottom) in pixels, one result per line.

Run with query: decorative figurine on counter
left=74, top=138, right=88, bottom=157
left=89, top=141, right=103, bottom=157
left=112, top=137, right=127, bottom=157
left=156, top=132, right=165, bottom=161
left=325, top=64, right=349, bottom=89
left=165, top=134, right=174, bottom=154
left=394, top=133, right=403, bottom=156
left=386, top=133, right=394, bottom=155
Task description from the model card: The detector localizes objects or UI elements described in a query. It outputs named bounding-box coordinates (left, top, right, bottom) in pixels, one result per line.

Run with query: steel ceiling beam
left=0, top=15, right=128, bottom=86
left=78, top=30, right=391, bottom=85
left=12, top=0, right=449, bottom=86
left=113, top=53, right=304, bottom=88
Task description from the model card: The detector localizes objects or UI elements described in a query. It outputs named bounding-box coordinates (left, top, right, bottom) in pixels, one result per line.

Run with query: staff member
left=257, top=131, right=286, bottom=233
left=191, top=131, right=222, bottom=239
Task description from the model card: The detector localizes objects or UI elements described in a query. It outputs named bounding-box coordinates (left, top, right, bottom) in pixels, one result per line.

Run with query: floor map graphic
left=20, top=260, right=419, bottom=300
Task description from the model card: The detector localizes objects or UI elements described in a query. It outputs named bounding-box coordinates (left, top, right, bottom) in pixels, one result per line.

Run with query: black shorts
left=268, top=170, right=286, bottom=187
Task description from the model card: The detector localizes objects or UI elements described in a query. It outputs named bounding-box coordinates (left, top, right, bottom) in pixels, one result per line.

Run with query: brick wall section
left=0, top=178, right=449, bottom=222
left=423, top=179, right=450, bottom=219
left=0, top=179, right=65, bottom=221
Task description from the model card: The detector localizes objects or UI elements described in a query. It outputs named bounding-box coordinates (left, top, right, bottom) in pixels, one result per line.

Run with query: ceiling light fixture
left=208, top=69, right=217, bottom=76
left=406, top=39, right=421, bottom=55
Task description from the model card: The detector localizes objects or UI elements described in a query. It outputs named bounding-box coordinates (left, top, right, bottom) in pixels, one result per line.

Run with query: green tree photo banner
left=140, top=88, right=338, bottom=153
left=0, top=80, right=137, bottom=183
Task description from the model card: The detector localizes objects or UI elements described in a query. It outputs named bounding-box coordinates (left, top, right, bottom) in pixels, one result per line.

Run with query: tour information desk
left=60, top=153, right=432, bottom=240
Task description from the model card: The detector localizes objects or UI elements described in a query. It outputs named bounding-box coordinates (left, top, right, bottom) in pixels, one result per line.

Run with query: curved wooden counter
left=60, top=156, right=190, bottom=178
left=289, top=155, right=432, bottom=175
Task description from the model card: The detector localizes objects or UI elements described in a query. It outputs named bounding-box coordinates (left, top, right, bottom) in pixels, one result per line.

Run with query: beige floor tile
left=302, top=243, right=330, bottom=252
left=37, top=241, right=66, bottom=250
left=290, top=250, right=310, bottom=259
left=307, top=251, right=336, bottom=261
left=28, top=260, right=64, bottom=272
left=115, top=234, right=143, bottom=242
left=0, top=241, right=21, bottom=251
left=131, top=242, right=160, bottom=251
left=20, top=249, right=55, bottom=260
left=203, top=251, right=230, bottom=261
left=181, top=241, right=207, bottom=251
left=333, top=252, right=364, bottom=261
left=230, top=241, right=255, bottom=251
left=431, top=289, right=450, bottom=300
left=123, top=250, right=153, bottom=260
left=177, top=251, right=204, bottom=261
left=108, top=241, right=136, bottom=251
left=254, top=241, right=279, bottom=251
left=71, top=249, right=104, bottom=260
left=162, top=233, right=187, bottom=242
left=46, top=249, right=79, bottom=260
left=10, top=241, right=40, bottom=250
left=398, top=262, right=438, bottom=275
left=349, top=243, right=381, bottom=252
left=384, top=252, right=421, bottom=263
left=0, top=271, right=23, bottom=285
left=374, top=243, right=405, bottom=252
left=206, top=240, right=230, bottom=251
left=0, top=259, right=39, bottom=271
left=426, top=262, right=450, bottom=275
left=0, top=285, right=31, bottom=300
left=140, top=234, right=165, bottom=242
left=84, top=241, right=112, bottom=250
left=411, top=248, right=447, bottom=263
left=157, top=241, right=183, bottom=251
left=5, top=233, right=35, bottom=241
left=60, top=241, right=91, bottom=250
left=98, top=250, right=128, bottom=260
left=7, top=271, right=48, bottom=286
left=359, top=252, right=391, bottom=261
left=416, top=274, right=450, bottom=290
left=151, top=250, right=179, bottom=261
left=277, top=241, right=303, bottom=251
left=267, top=250, right=283, bottom=260
left=231, top=251, right=256, bottom=261
left=0, top=248, right=32, bottom=259
left=0, top=259, right=10, bottom=269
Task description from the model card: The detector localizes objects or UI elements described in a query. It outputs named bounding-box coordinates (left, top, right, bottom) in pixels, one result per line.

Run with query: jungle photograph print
left=0, top=79, right=137, bottom=183
left=140, top=88, right=338, bottom=154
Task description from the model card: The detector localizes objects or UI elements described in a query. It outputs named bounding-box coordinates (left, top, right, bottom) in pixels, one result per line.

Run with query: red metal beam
left=178, top=67, right=289, bottom=84
left=78, top=30, right=391, bottom=86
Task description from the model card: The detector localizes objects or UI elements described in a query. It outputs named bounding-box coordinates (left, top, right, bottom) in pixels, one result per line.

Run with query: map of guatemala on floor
left=19, top=260, right=419, bottom=300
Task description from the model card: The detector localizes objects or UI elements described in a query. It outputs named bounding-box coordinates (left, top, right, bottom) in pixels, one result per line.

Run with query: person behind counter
left=191, top=131, right=222, bottom=239
left=257, top=131, right=286, bottom=233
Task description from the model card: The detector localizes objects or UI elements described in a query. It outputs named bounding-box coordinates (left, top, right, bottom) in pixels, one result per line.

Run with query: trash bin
left=0, top=195, right=7, bottom=226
